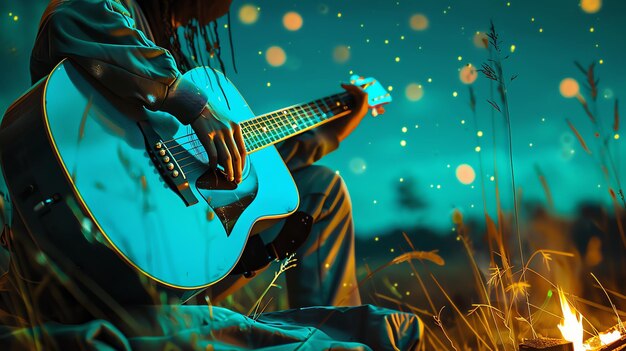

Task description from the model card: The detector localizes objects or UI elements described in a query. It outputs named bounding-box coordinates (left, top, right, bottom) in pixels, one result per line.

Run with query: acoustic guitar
left=0, top=59, right=391, bottom=299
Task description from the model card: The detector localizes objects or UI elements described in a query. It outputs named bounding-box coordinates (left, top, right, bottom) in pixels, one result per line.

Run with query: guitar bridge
left=138, top=121, right=198, bottom=206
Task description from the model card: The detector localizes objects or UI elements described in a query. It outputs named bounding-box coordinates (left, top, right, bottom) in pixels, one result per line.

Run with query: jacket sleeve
left=31, top=0, right=206, bottom=124
left=276, top=128, right=340, bottom=172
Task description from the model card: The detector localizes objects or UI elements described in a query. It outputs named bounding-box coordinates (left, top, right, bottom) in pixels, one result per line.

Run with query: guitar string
left=179, top=107, right=324, bottom=168
left=157, top=93, right=354, bottom=178
left=168, top=102, right=320, bottom=157
left=168, top=98, right=334, bottom=157
left=160, top=92, right=350, bottom=148
left=159, top=100, right=318, bottom=145
left=244, top=93, right=351, bottom=149
left=180, top=106, right=349, bottom=177
left=220, top=93, right=351, bottom=153
left=178, top=101, right=351, bottom=176
left=160, top=102, right=319, bottom=149
left=182, top=96, right=352, bottom=167
left=162, top=95, right=350, bottom=164
left=186, top=98, right=347, bottom=159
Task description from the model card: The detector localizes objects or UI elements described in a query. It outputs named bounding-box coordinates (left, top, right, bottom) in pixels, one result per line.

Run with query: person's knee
left=291, top=165, right=353, bottom=225
left=315, top=167, right=353, bottom=230
left=314, top=165, right=350, bottom=208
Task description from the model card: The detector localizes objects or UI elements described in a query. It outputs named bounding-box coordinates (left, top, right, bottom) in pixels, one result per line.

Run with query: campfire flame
left=557, top=288, right=584, bottom=351
left=557, top=288, right=622, bottom=351
left=598, top=330, right=621, bottom=346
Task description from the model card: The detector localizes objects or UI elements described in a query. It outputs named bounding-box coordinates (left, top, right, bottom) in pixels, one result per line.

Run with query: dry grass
left=1, top=19, right=625, bottom=351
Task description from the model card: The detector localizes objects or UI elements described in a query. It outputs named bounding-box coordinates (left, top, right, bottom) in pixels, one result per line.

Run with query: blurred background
left=0, top=0, right=623, bottom=235
left=0, top=0, right=624, bottom=347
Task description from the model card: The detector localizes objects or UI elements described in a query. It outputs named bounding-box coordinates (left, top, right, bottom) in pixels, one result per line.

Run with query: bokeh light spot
left=265, top=46, right=286, bottom=67
left=405, top=83, right=424, bottom=101
left=460, top=64, right=477, bottom=84
left=283, top=11, right=303, bottom=31
left=333, top=45, right=351, bottom=63
left=349, top=158, right=367, bottom=174
left=239, top=4, right=259, bottom=24
left=409, top=14, right=429, bottom=31
left=456, top=164, right=476, bottom=185
left=581, top=0, right=602, bottom=13
left=559, top=78, right=580, bottom=98
left=473, top=32, right=489, bottom=48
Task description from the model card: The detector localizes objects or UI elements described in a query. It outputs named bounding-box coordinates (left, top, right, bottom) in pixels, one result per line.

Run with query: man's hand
left=191, top=105, right=247, bottom=183
left=320, top=84, right=369, bottom=142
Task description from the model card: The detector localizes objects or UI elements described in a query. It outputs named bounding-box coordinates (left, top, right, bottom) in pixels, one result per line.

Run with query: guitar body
left=0, top=60, right=299, bottom=297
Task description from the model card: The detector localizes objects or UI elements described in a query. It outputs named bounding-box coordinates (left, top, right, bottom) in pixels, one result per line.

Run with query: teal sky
left=1, top=0, right=624, bottom=236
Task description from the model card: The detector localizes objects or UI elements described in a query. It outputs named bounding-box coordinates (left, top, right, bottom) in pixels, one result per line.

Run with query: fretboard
left=240, top=92, right=355, bottom=152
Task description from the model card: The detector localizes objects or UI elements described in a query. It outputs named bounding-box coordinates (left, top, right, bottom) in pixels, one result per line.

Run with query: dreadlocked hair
left=136, top=0, right=237, bottom=75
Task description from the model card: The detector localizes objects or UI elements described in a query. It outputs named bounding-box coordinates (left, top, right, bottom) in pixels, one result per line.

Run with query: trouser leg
left=284, top=165, right=361, bottom=308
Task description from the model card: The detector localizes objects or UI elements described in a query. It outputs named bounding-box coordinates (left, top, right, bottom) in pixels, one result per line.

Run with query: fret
left=325, top=97, right=340, bottom=113
left=307, top=102, right=321, bottom=119
left=296, top=106, right=313, bottom=128
left=301, top=103, right=312, bottom=120
left=305, top=102, right=318, bottom=125
left=277, top=111, right=290, bottom=139
left=241, top=92, right=353, bottom=152
left=291, top=106, right=304, bottom=128
left=260, top=114, right=272, bottom=133
left=267, top=112, right=279, bottom=141
left=287, top=109, right=300, bottom=131
left=302, top=103, right=319, bottom=126
left=257, top=115, right=272, bottom=145
left=240, top=121, right=258, bottom=150
left=269, top=114, right=282, bottom=142
left=282, top=110, right=296, bottom=137
left=318, top=99, right=333, bottom=118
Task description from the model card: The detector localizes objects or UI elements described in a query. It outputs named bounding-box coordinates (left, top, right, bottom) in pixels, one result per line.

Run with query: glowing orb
left=349, top=158, right=367, bottom=174
left=456, top=164, right=476, bottom=185
left=405, top=83, right=424, bottom=101
left=602, top=88, right=614, bottom=99
left=559, top=78, right=580, bottom=98
left=409, top=14, right=429, bottom=31
left=239, top=4, right=259, bottom=24
left=283, top=11, right=303, bottom=31
left=265, top=46, right=286, bottom=67
left=460, top=64, right=477, bottom=84
left=333, top=45, right=350, bottom=63
left=581, top=0, right=602, bottom=13
left=473, top=32, right=489, bottom=48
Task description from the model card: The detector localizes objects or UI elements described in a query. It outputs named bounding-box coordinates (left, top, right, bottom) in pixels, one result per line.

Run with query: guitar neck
left=240, top=92, right=355, bottom=153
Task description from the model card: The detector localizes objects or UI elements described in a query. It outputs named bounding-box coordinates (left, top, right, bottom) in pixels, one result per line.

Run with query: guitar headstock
left=350, top=74, right=392, bottom=117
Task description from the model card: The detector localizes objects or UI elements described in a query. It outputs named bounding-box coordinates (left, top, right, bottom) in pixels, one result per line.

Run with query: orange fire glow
left=558, top=288, right=584, bottom=351
left=557, top=288, right=622, bottom=351
left=598, top=330, right=621, bottom=345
